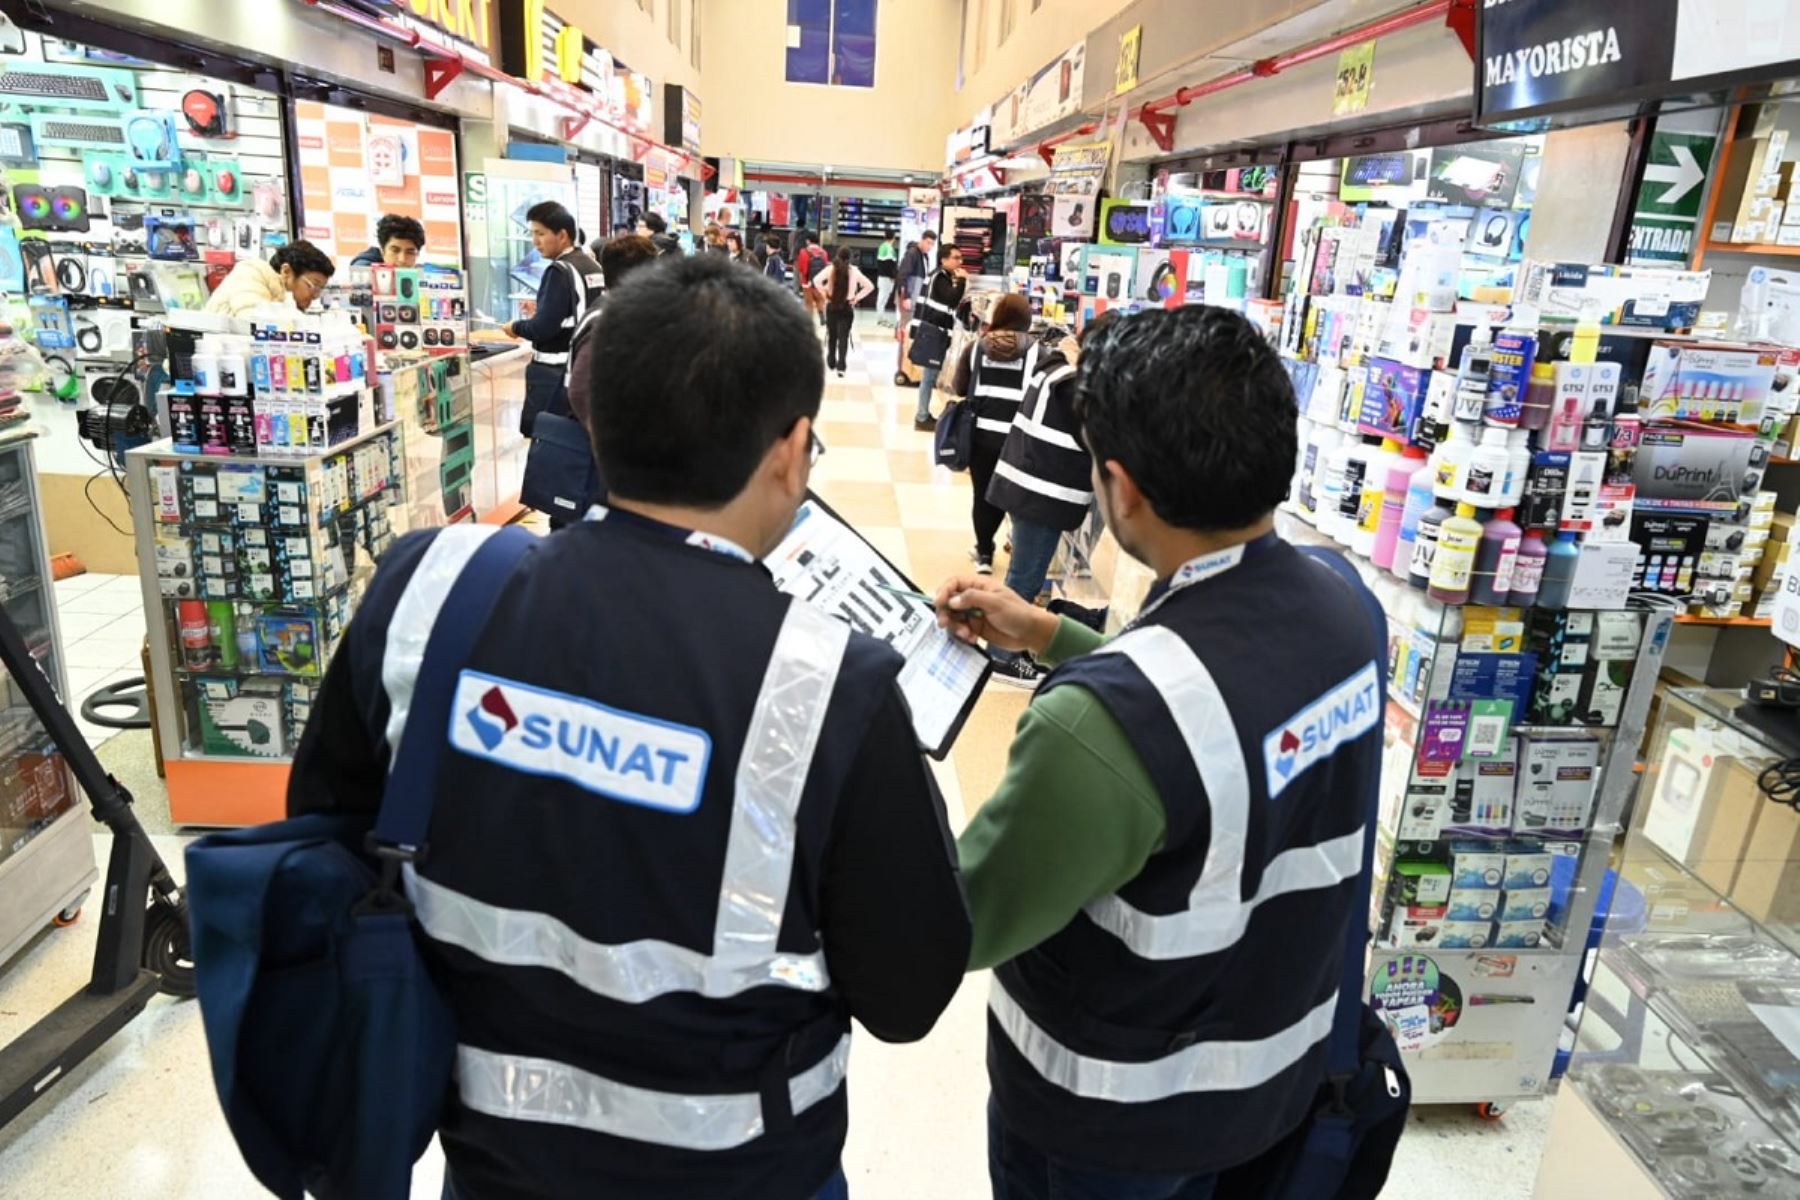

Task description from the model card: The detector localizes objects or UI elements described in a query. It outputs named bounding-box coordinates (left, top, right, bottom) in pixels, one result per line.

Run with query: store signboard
left=1477, top=0, right=1800, bottom=129
left=1332, top=42, right=1375, bottom=117
left=1115, top=25, right=1142, bottom=96
left=388, top=0, right=493, bottom=64
left=944, top=108, right=993, bottom=169
left=499, top=0, right=654, bottom=135
left=1014, top=42, right=1085, bottom=140
left=1626, top=130, right=1717, bottom=265
left=659, top=85, right=701, bottom=156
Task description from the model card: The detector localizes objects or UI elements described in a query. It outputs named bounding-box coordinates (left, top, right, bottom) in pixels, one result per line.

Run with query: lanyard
left=1132, top=532, right=1280, bottom=625
left=585, top=504, right=756, bottom=564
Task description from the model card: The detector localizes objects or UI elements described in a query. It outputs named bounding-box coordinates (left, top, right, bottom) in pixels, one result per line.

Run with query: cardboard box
left=1711, top=132, right=1791, bottom=243
left=1730, top=780, right=1800, bottom=925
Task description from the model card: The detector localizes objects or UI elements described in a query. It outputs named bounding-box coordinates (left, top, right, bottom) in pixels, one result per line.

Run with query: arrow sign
left=1644, top=143, right=1705, bottom=207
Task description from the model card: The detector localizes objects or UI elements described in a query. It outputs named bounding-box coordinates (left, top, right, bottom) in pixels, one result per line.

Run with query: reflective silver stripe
left=989, top=979, right=1336, bottom=1103
left=993, top=458, right=1091, bottom=506
left=975, top=417, right=1014, bottom=434
left=974, top=383, right=1027, bottom=401
left=1081, top=628, right=1364, bottom=960
left=456, top=1032, right=851, bottom=1151
left=1012, top=412, right=1082, bottom=451
left=381, top=526, right=505, bottom=761
left=534, top=350, right=570, bottom=365
left=403, top=866, right=831, bottom=1002
left=405, top=599, right=847, bottom=1002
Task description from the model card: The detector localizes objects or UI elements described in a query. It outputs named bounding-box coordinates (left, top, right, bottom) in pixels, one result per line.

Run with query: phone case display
left=0, top=434, right=92, bottom=969
left=338, top=263, right=469, bottom=355
left=384, top=354, right=475, bottom=526
left=125, top=425, right=406, bottom=823
left=1555, top=688, right=1800, bottom=1197
left=469, top=158, right=577, bottom=327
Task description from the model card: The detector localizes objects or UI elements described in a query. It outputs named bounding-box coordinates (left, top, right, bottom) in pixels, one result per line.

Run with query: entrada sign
left=498, top=0, right=655, bottom=134
left=396, top=0, right=491, bottom=55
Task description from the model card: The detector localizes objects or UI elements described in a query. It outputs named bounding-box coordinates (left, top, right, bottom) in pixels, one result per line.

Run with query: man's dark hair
left=805, top=232, right=820, bottom=245
left=937, top=243, right=959, bottom=266
left=375, top=213, right=425, bottom=250
left=642, top=211, right=668, bottom=235
left=585, top=254, right=823, bottom=507
left=1075, top=306, right=1296, bottom=532
left=270, top=240, right=335, bottom=280
left=920, top=230, right=938, bottom=243
left=764, top=235, right=784, bottom=252
left=526, top=200, right=576, bottom=238
left=599, top=234, right=659, bottom=291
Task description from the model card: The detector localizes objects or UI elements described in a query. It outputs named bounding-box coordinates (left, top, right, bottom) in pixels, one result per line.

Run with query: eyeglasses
left=809, top=429, right=827, bottom=465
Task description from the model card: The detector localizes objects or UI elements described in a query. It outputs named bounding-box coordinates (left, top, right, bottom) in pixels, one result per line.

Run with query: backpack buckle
left=1318, top=1072, right=1354, bottom=1118
left=359, top=835, right=428, bottom=913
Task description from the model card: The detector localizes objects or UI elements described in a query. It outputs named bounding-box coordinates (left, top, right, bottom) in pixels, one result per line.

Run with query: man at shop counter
left=935, top=306, right=1386, bottom=1200
left=350, top=214, right=425, bottom=268
left=503, top=200, right=604, bottom=438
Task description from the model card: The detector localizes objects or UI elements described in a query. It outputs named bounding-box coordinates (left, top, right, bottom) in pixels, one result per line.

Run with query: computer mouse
left=91, top=161, right=112, bottom=189
left=215, top=169, right=236, bottom=196
left=183, top=167, right=204, bottom=195
left=121, top=168, right=139, bottom=190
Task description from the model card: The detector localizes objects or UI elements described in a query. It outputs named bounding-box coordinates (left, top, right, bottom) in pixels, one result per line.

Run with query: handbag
left=185, top=527, right=538, bottom=1200
left=520, top=410, right=603, bottom=519
left=908, top=320, right=950, bottom=368
left=934, top=399, right=974, bottom=472
left=1214, top=546, right=1411, bottom=1200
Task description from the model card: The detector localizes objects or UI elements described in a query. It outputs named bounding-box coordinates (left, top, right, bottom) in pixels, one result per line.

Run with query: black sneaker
left=1048, top=598, right=1109, bottom=633
left=914, top=415, right=938, bottom=431
left=989, top=653, right=1044, bottom=689
left=975, top=554, right=994, bottom=575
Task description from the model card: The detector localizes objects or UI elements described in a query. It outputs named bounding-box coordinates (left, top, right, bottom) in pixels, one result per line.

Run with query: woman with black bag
left=906, top=244, right=966, bottom=431
left=811, top=248, right=875, bottom=376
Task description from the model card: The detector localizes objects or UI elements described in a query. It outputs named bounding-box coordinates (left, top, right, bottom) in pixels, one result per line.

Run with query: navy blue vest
left=355, top=511, right=902, bottom=1200
left=988, top=534, right=1384, bottom=1175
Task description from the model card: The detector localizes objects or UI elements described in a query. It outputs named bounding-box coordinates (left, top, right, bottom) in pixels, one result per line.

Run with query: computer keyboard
left=0, top=66, right=135, bottom=108
left=33, top=117, right=126, bottom=147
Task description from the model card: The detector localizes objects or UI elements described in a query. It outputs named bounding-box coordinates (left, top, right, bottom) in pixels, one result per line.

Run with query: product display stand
left=1557, top=688, right=1800, bottom=1195
left=1279, top=512, right=1673, bottom=1109
left=124, top=423, right=407, bottom=826
left=0, top=432, right=90, bottom=968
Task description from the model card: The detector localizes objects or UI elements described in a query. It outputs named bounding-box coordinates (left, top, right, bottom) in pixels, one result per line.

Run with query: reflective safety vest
left=371, top=514, right=903, bottom=1198
left=967, top=340, right=1038, bottom=450
left=988, top=353, right=1093, bottom=532
left=532, top=247, right=605, bottom=365
left=988, top=534, right=1383, bottom=1176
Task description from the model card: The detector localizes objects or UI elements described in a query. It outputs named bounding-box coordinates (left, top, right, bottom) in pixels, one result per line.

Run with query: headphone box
left=371, top=265, right=396, bottom=297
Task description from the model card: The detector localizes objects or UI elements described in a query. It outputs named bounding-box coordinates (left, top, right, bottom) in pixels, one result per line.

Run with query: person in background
left=639, top=211, right=682, bottom=256
left=565, top=233, right=661, bottom=432
left=290, top=253, right=970, bottom=1200
left=981, top=312, right=1118, bottom=689
left=950, top=293, right=1035, bottom=594
left=725, top=230, right=759, bottom=271
left=751, top=232, right=771, bottom=270
left=704, top=223, right=728, bottom=254
left=504, top=200, right=604, bottom=439
left=896, top=231, right=934, bottom=320
left=795, top=233, right=831, bottom=326
left=206, top=240, right=335, bottom=317
left=875, top=232, right=900, bottom=327
left=937, top=306, right=1383, bottom=1200
left=350, top=213, right=425, bottom=267
left=763, top=235, right=790, bottom=285
left=811, top=247, right=874, bottom=377
left=907, top=242, right=965, bottom=431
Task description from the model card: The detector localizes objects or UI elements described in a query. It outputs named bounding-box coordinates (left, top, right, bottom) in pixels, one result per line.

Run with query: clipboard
left=767, top=492, right=991, bottom=759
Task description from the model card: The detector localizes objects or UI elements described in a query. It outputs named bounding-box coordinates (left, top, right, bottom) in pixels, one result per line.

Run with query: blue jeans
left=1004, top=518, right=1063, bottom=603
left=917, top=363, right=941, bottom=420
left=447, top=1167, right=848, bottom=1198
left=988, top=1099, right=1217, bottom=1200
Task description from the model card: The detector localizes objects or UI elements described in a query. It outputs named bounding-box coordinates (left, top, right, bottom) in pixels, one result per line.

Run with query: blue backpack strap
left=1297, top=547, right=1386, bottom=1081
left=371, top=526, right=538, bottom=858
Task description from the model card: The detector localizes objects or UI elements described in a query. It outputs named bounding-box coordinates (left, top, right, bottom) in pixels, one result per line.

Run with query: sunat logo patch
left=1264, top=662, right=1380, bottom=798
left=448, top=669, right=713, bottom=814
left=466, top=685, right=519, bottom=751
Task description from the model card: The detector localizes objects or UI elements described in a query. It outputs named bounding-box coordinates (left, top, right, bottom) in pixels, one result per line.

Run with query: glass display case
left=469, top=158, right=579, bottom=327
left=1278, top=513, right=1673, bottom=1109
left=0, top=432, right=90, bottom=969
left=124, top=425, right=407, bottom=824
left=1558, top=687, right=1800, bottom=1196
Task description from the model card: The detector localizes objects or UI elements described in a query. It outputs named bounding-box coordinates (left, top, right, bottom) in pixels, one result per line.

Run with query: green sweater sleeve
left=958, top=681, right=1165, bottom=971
left=1040, top=615, right=1106, bottom=667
